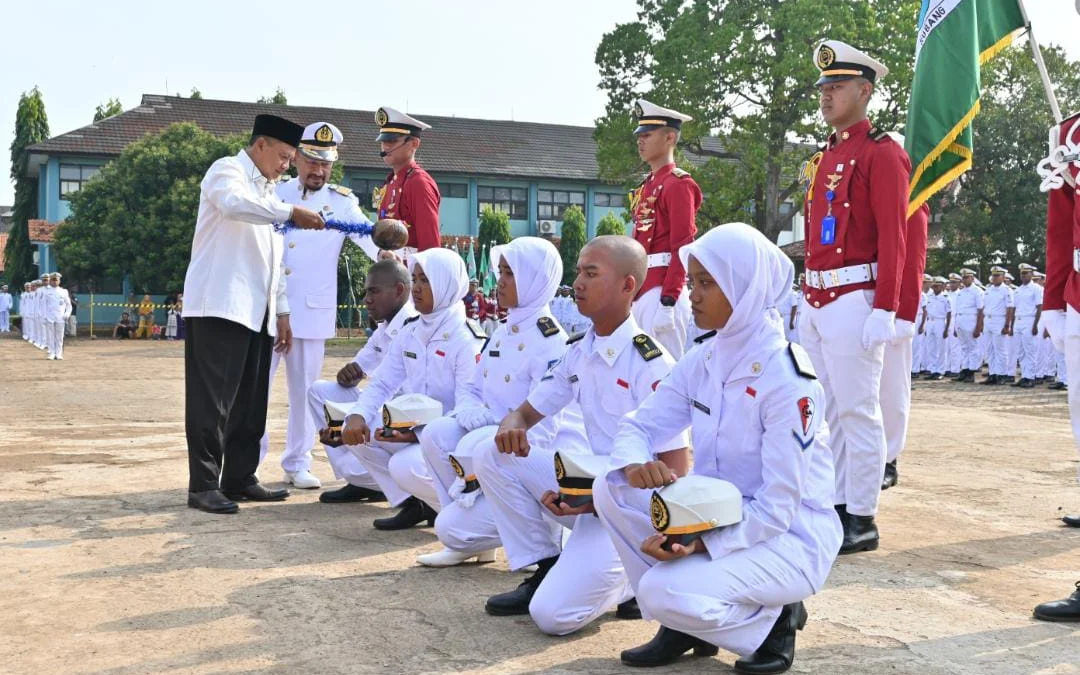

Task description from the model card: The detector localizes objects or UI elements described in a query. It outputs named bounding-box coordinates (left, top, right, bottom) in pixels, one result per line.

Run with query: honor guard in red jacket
left=629, top=99, right=702, bottom=359
left=374, top=106, right=442, bottom=259
left=798, top=40, right=910, bottom=555
left=1040, top=110, right=1080, bottom=533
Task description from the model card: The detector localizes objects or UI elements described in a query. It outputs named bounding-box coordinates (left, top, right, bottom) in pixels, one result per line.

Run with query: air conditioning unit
left=538, top=221, right=555, bottom=234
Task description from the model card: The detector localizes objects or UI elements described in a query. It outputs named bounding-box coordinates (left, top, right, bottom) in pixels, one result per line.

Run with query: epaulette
left=788, top=343, right=817, bottom=379
left=329, top=183, right=353, bottom=197
left=537, top=316, right=560, bottom=338
left=671, top=167, right=691, bottom=178
left=632, top=334, right=663, bottom=361
left=480, top=336, right=491, bottom=353
left=403, top=315, right=421, bottom=325
left=566, top=332, right=586, bottom=345
left=869, top=127, right=891, bottom=143
left=466, top=318, right=486, bottom=339
left=693, top=330, right=717, bottom=344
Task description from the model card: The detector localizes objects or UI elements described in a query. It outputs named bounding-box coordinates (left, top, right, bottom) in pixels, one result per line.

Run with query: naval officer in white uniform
left=259, top=122, right=382, bottom=489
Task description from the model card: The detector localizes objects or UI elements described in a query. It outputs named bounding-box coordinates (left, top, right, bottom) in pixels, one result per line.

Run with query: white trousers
left=954, top=317, right=981, bottom=371
left=910, top=331, right=924, bottom=373
left=46, top=320, right=65, bottom=359
left=984, top=319, right=1010, bottom=377
left=593, top=476, right=814, bottom=657
left=1015, top=317, right=1039, bottom=380
left=632, top=286, right=691, bottom=360
left=260, top=337, right=325, bottom=473
left=305, top=379, right=379, bottom=490
left=1063, top=308, right=1080, bottom=463
left=924, top=319, right=948, bottom=375
left=348, top=439, right=439, bottom=509
left=1038, top=335, right=1056, bottom=379
left=66, top=315, right=77, bottom=336
left=799, top=291, right=886, bottom=516
left=0, top=310, right=9, bottom=332
left=880, top=334, right=912, bottom=464
left=948, top=331, right=963, bottom=373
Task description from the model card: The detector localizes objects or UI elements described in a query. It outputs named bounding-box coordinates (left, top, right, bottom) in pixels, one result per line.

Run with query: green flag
left=904, top=0, right=1025, bottom=217
left=478, top=243, right=492, bottom=294
left=467, top=238, right=478, bottom=280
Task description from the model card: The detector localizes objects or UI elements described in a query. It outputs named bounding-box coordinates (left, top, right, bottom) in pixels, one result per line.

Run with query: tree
left=929, top=43, right=1080, bottom=277
left=258, top=88, right=288, bottom=105
left=189, top=87, right=203, bottom=100
left=93, top=98, right=123, bottom=122
left=595, top=211, right=627, bottom=237
left=4, top=87, right=49, bottom=287
left=476, top=207, right=511, bottom=270
left=594, top=0, right=919, bottom=242
left=55, top=122, right=247, bottom=291
left=559, top=205, right=587, bottom=285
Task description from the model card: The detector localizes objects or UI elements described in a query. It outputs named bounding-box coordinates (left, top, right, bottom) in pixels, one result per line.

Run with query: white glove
left=862, top=309, right=896, bottom=350
left=653, top=304, right=677, bottom=334
left=1042, top=309, right=1066, bottom=353
left=891, top=318, right=917, bottom=345
left=455, top=406, right=497, bottom=432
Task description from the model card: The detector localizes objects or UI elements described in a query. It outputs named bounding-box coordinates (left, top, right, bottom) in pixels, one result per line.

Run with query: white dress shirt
left=1014, top=281, right=1043, bottom=319
left=983, top=283, right=1014, bottom=320
left=182, top=150, right=294, bottom=335
left=353, top=302, right=419, bottom=375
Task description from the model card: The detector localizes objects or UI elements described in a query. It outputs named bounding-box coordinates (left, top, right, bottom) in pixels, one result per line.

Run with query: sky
left=2, top=0, right=1079, bottom=206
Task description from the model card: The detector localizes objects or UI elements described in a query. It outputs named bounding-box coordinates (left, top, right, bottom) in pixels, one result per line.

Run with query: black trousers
left=184, top=316, right=272, bottom=492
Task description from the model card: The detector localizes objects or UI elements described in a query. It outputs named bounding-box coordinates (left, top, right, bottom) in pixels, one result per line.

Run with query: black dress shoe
left=616, top=597, right=642, bottom=620
left=1049, top=381, right=1067, bottom=390
left=928, top=373, right=944, bottom=381
left=951, top=369, right=970, bottom=382
left=1018, top=378, right=1035, bottom=388
left=733, top=602, right=808, bottom=675
left=834, top=503, right=847, bottom=519
left=620, top=626, right=719, bottom=667
left=187, top=489, right=239, bottom=514
left=881, top=460, right=898, bottom=491
left=485, top=555, right=559, bottom=616
left=319, top=484, right=387, bottom=503
left=372, top=496, right=436, bottom=530
left=1033, top=582, right=1080, bottom=622
left=979, top=375, right=998, bottom=385
left=839, top=514, right=879, bottom=554
left=223, top=483, right=289, bottom=502
left=1062, top=513, right=1080, bottom=527
left=961, top=370, right=976, bottom=382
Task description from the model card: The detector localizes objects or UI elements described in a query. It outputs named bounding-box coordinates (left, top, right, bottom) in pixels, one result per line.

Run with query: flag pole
left=1017, top=0, right=1063, bottom=123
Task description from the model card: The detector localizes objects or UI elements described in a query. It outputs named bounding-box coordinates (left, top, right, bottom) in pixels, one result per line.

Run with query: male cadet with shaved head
left=628, top=99, right=701, bottom=359
left=798, top=40, right=910, bottom=554
left=258, top=122, right=382, bottom=491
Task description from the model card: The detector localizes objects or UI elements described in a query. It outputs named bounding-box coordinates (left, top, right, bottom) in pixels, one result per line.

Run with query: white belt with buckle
left=1073, top=248, right=1080, bottom=273
left=647, top=252, right=672, bottom=269
left=805, top=262, right=878, bottom=290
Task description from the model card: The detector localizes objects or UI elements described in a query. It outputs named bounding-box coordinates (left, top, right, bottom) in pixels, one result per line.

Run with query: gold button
left=836, top=248, right=843, bottom=254
left=442, top=332, right=449, bottom=339
left=751, top=362, right=762, bottom=374
left=805, top=293, right=811, bottom=299
left=606, top=348, right=615, bottom=357
left=843, top=202, right=850, bottom=208
left=504, top=374, right=511, bottom=383
left=285, top=268, right=292, bottom=275
left=829, top=292, right=836, bottom=298
left=518, top=344, right=525, bottom=351
left=511, top=325, right=519, bottom=334
left=849, top=159, right=856, bottom=166
left=814, top=301, right=821, bottom=307
left=841, top=131, right=850, bottom=140
left=289, top=242, right=296, bottom=248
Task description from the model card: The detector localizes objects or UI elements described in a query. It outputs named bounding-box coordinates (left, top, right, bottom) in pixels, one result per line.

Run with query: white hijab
left=407, top=248, right=469, bottom=342
left=679, top=223, right=794, bottom=378
left=490, top=237, right=563, bottom=319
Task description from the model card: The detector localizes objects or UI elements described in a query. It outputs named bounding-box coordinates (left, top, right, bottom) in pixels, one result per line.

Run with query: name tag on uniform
left=692, top=399, right=711, bottom=415
left=569, top=375, right=579, bottom=383
left=820, top=214, right=836, bottom=245
left=489, top=350, right=500, bottom=357
left=404, top=351, right=417, bottom=359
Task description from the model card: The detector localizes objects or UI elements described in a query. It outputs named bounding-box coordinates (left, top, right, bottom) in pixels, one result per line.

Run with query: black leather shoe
left=187, top=489, right=239, bottom=514
left=928, top=373, right=944, bottom=381
left=980, top=375, right=998, bottom=385
left=734, top=602, right=808, bottom=674
left=223, top=483, right=289, bottom=502
left=1062, top=514, right=1080, bottom=527
left=616, top=597, right=642, bottom=620
left=485, top=555, right=559, bottom=616
left=839, top=514, right=879, bottom=554
left=1049, top=381, right=1068, bottom=390
left=372, top=496, right=436, bottom=530
left=1018, top=378, right=1035, bottom=388
left=881, top=460, right=898, bottom=491
left=1033, top=582, right=1080, bottom=622
left=620, top=626, right=719, bottom=667
left=319, top=484, right=387, bottom=503
left=834, top=503, right=847, bottom=519
left=960, top=370, right=976, bottom=382
left=951, top=369, right=968, bottom=382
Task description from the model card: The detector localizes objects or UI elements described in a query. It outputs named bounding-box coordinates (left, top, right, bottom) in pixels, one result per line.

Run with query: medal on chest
left=633, top=181, right=662, bottom=233
left=373, top=184, right=388, bottom=217
left=819, top=166, right=845, bottom=246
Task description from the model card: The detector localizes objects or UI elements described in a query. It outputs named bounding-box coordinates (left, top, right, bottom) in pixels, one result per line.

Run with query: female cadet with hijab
left=593, top=224, right=842, bottom=674
left=416, top=237, right=586, bottom=567
left=340, top=249, right=484, bottom=530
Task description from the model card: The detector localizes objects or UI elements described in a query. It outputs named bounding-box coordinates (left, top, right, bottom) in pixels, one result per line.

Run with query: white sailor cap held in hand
left=633, top=99, right=692, bottom=135
left=375, top=106, right=432, bottom=142
left=554, top=452, right=610, bottom=507
left=651, top=475, right=743, bottom=548
left=299, top=122, right=343, bottom=162
left=381, top=393, right=443, bottom=430
left=814, top=40, right=889, bottom=86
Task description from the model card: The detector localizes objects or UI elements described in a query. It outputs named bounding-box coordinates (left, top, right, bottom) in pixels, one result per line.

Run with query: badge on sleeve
left=792, top=396, right=815, bottom=451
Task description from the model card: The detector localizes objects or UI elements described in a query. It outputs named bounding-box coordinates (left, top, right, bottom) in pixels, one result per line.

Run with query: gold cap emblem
left=381, top=406, right=391, bottom=428
left=816, top=44, right=836, bottom=69
left=650, top=492, right=670, bottom=531
left=375, top=108, right=389, bottom=126
left=315, top=124, right=334, bottom=143
left=449, top=455, right=465, bottom=478
left=554, top=453, right=566, bottom=481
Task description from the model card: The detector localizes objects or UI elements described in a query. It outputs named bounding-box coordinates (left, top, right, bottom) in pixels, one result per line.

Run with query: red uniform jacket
left=631, top=163, right=701, bottom=299
left=1044, top=113, right=1080, bottom=314
left=896, top=204, right=930, bottom=323
left=377, top=161, right=441, bottom=250
left=803, top=119, right=910, bottom=311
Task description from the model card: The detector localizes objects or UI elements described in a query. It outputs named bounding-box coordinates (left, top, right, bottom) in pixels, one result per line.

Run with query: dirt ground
left=1, top=333, right=1077, bottom=675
